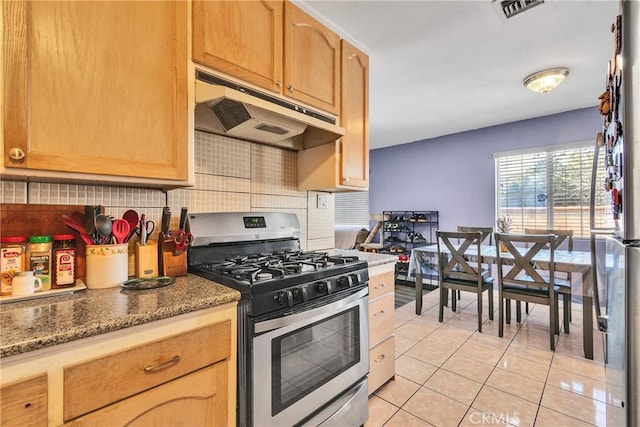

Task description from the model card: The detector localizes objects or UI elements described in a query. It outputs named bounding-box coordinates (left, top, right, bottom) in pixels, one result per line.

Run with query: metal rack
left=381, top=211, right=439, bottom=288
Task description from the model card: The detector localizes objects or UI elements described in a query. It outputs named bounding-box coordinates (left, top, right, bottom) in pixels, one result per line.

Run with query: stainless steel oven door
left=252, top=287, right=369, bottom=427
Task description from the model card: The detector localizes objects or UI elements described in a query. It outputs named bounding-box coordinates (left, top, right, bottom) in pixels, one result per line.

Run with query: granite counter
left=0, top=274, right=240, bottom=358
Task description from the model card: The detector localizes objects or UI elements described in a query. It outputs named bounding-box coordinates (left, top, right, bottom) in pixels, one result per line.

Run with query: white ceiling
left=294, top=0, right=620, bottom=149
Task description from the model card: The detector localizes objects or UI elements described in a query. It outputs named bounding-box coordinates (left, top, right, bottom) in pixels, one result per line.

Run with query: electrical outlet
left=317, top=194, right=329, bottom=209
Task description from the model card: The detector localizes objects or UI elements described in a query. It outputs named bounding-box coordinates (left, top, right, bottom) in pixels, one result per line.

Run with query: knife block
left=159, top=237, right=187, bottom=277
left=135, top=241, right=158, bottom=278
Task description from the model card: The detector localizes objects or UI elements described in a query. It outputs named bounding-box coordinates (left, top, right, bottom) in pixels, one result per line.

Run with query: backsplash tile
left=2, top=131, right=339, bottom=250
left=0, top=180, right=27, bottom=204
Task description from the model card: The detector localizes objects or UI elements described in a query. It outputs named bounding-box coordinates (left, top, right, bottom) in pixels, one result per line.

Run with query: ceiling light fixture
left=523, top=67, right=570, bottom=94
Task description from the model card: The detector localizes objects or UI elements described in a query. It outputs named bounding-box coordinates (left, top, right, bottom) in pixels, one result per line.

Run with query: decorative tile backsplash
left=1, top=131, right=335, bottom=250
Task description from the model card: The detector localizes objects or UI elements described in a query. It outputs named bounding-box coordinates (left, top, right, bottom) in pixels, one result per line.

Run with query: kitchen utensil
left=123, top=210, right=139, bottom=241
left=161, top=207, right=171, bottom=239
left=84, top=206, right=96, bottom=243
left=112, top=219, right=130, bottom=244
left=61, top=214, right=94, bottom=245
left=136, top=214, right=155, bottom=246
left=95, top=214, right=113, bottom=244
left=173, top=230, right=193, bottom=255
left=178, top=207, right=188, bottom=231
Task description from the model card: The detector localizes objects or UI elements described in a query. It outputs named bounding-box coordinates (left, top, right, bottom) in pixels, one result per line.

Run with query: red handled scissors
left=173, top=230, right=193, bottom=254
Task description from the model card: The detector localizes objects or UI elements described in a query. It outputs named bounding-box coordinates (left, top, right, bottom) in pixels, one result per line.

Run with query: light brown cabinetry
left=192, top=0, right=283, bottom=93
left=2, top=1, right=189, bottom=184
left=192, top=0, right=340, bottom=115
left=367, top=263, right=395, bottom=394
left=63, top=322, right=230, bottom=425
left=298, top=40, right=369, bottom=191
left=0, top=374, right=47, bottom=426
left=283, top=2, right=340, bottom=114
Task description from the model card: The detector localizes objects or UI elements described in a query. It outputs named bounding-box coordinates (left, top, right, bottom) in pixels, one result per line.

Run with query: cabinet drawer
left=369, top=268, right=394, bottom=300
left=368, top=336, right=395, bottom=395
left=64, top=320, right=231, bottom=421
left=64, top=362, right=228, bottom=427
left=1, top=374, right=47, bottom=426
left=368, top=293, right=394, bottom=346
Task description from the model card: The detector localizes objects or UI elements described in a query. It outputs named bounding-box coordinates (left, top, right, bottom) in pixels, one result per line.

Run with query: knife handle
left=161, top=207, right=171, bottom=238
left=179, top=207, right=188, bottom=231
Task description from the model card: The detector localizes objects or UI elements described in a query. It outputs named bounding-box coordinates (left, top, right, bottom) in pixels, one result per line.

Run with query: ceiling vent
left=492, top=0, right=545, bottom=19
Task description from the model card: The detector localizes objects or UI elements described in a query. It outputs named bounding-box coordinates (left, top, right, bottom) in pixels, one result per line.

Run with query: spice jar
left=27, top=235, right=53, bottom=291
left=1, top=236, right=27, bottom=296
left=53, top=234, right=76, bottom=288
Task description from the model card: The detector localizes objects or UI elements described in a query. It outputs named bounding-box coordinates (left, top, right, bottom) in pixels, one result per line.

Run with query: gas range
left=185, top=212, right=370, bottom=426
left=187, top=212, right=369, bottom=317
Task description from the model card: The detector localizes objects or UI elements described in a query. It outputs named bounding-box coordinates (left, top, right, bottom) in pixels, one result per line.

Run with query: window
left=495, top=141, right=613, bottom=237
left=334, top=192, right=369, bottom=228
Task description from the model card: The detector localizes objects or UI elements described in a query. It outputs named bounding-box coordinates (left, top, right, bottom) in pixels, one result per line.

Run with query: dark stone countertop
left=0, top=274, right=241, bottom=358
left=0, top=250, right=395, bottom=359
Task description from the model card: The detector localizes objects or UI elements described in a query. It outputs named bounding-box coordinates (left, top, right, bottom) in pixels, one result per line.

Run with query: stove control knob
left=338, top=275, right=352, bottom=288
left=277, top=290, right=294, bottom=307
left=317, top=281, right=333, bottom=294
left=292, top=287, right=308, bottom=303
left=349, top=273, right=361, bottom=286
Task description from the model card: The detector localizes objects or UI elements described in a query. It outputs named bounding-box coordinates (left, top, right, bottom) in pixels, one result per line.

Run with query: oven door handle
left=254, top=287, right=368, bottom=334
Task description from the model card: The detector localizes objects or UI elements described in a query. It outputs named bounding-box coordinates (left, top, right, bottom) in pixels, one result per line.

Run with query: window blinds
left=334, top=192, right=370, bottom=228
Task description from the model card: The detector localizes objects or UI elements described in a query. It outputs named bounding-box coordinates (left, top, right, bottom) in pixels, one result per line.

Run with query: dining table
left=408, top=244, right=596, bottom=359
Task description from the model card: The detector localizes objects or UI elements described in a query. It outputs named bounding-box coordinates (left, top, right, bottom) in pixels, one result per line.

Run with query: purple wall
left=369, top=107, right=601, bottom=239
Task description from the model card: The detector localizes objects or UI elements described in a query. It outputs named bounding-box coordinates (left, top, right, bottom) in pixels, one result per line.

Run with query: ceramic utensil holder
left=85, top=244, right=129, bottom=289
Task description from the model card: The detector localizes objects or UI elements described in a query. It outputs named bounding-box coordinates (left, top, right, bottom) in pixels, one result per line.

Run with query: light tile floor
left=367, top=288, right=626, bottom=427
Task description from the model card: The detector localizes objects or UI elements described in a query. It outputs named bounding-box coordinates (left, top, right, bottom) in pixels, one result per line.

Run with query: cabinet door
left=192, top=0, right=283, bottom=93
left=3, top=1, right=189, bottom=181
left=340, top=40, right=369, bottom=188
left=284, top=2, right=340, bottom=114
left=65, top=362, right=228, bottom=427
left=0, top=374, right=47, bottom=427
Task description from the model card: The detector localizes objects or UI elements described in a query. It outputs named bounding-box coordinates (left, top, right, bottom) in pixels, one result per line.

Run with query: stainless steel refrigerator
left=590, top=1, right=639, bottom=425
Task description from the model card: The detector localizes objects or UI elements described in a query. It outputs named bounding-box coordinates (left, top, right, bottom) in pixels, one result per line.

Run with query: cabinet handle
left=8, top=147, right=25, bottom=161
left=374, top=310, right=385, bottom=317
left=276, top=81, right=282, bottom=88
left=375, top=354, right=386, bottom=363
left=374, top=283, right=386, bottom=290
left=287, top=84, right=294, bottom=92
left=143, top=355, right=181, bottom=373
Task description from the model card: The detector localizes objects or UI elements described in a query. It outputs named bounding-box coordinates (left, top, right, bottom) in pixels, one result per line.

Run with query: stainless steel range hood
left=195, top=72, right=345, bottom=150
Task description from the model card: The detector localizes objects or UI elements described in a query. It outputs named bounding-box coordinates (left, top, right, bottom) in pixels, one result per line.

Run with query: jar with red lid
left=53, top=234, right=76, bottom=288
left=1, top=236, right=27, bottom=295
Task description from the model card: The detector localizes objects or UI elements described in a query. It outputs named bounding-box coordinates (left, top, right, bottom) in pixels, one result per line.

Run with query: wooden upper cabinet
left=340, top=40, right=369, bottom=188
left=297, top=40, right=368, bottom=192
left=3, top=1, right=189, bottom=181
left=192, top=0, right=283, bottom=93
left=284, top=2, right=340, bottom=115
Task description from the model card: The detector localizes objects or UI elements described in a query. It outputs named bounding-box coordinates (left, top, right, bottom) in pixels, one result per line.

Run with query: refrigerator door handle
left=590, top=229, right=615, bottom=319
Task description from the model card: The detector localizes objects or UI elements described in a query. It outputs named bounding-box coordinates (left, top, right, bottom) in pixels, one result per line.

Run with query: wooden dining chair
left=437, top=231, right=494, bottom=332
left=453, top=226, right=495, bottom=303
left=524, top=228, right=574, bottom=330
left=495, top=232, right=569, bottom=350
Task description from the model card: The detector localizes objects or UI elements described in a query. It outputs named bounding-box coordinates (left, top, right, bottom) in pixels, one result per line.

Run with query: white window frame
left=494, top=140, right=612, bottom=238
left=334, top=192, right=370, bottom=228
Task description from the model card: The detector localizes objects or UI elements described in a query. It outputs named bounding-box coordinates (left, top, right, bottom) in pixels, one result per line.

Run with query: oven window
left=271, top=306, right=361, bottom=416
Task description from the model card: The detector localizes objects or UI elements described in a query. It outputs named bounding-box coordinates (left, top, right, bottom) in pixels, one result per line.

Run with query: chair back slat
left=524, top=228, right=573, bottom=251
left=495, top=232, right=556, bottom=296
left=457, top=226, right=494, bottom=245
left=437, top=231, right=483, bottom=285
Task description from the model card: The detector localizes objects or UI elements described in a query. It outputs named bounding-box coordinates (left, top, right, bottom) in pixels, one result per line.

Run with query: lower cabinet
left=0, top=303, right=237, bottom=427
left=0, top=374, right=48, bottom=426
left=368, top=263, right=395, bottom=394
left=64, top=363, right=228, bottom=426
left=63, top=321, right=231, bottom=424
